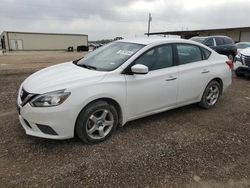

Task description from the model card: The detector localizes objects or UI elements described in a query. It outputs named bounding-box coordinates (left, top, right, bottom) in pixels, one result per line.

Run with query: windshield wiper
left=77, top=64, right=97, bottom=70
left=72, top=58, right=83, bottom=64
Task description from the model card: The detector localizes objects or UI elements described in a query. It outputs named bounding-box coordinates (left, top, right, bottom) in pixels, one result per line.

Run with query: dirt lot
left=0, top=52, right=249, bottom=188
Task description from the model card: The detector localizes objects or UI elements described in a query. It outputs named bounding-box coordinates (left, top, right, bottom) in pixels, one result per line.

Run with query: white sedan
left=17, top=38, right=232, bottom=144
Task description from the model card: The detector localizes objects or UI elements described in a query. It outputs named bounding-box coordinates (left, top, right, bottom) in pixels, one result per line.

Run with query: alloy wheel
left=206, top=85, right=220, bottom=106
left=86, top=109, right=114, bottom=140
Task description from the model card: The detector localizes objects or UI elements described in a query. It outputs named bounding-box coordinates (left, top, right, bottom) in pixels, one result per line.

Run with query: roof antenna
left=147, top=13, right=152, bottom=37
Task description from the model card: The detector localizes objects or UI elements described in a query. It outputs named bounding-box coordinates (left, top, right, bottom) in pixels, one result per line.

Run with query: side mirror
left=131, top=64, right=149, bottom=74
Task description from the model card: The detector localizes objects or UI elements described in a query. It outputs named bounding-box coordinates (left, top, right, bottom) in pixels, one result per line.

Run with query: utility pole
left=147, top=13, right=152, bottom=37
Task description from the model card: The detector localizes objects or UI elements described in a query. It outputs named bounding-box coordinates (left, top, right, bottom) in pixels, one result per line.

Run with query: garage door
left=17, top=40, right=23, bottom=50
left=10, top=40, right=16, bottom=50
left=240, top=31, right=250, bottom=42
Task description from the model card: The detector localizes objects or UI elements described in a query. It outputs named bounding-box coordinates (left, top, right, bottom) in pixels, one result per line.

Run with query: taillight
left=226, top=60, right=233, bottom=69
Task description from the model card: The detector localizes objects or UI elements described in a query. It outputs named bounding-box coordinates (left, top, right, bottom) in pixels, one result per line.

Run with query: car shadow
left=23, top=103, right=200, bottom=148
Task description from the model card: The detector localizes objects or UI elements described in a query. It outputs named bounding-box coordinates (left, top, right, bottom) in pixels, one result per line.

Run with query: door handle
left=201, top=70, right=210, bottom=74
left=165, top=76, right=177, bottom=81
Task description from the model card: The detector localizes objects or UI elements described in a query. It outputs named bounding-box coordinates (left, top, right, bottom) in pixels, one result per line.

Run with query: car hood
left=240, top=48, right=250, bottom=56
left=22, top=62, right=107, bottom=94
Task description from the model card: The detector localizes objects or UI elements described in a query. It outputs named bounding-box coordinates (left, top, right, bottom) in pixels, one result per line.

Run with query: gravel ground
left=0, top=52, right=249, bottom=188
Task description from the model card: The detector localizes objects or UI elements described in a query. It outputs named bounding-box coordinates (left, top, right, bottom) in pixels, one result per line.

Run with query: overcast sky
left=0, top=0, right=250, bottom=40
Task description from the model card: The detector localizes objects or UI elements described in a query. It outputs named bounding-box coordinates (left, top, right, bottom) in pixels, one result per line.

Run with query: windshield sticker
left=116, top=50, right=134, bottom=56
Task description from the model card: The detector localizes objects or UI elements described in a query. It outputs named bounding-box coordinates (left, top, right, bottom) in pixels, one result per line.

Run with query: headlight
left=30, top=89, right=71, bottom=107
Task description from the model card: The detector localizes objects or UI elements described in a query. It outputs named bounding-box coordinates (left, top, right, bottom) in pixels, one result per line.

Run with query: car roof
left=117, top=37, right=191, bottom=45
left=193, top=35, right=232, bottom=39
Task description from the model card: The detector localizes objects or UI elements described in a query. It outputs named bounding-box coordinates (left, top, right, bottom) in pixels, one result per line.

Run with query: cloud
left=0, top=0, right=250, bottom=40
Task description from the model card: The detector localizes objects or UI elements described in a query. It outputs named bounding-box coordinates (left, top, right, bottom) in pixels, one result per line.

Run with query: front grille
left=20, top=88, right=37, bottom=106
left=20, top=88, right=29, bottom=102
left=241, top=54, right=250, bottom=66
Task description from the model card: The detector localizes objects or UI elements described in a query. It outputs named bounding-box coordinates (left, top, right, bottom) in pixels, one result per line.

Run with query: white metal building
left=147, top=26, right=250, bottom=42
left=0, top=31, right=88, bottom=51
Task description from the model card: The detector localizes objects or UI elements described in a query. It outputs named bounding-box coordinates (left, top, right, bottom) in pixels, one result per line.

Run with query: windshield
left=76, top=42, right=145, bottom=71
left=190, top=37, right=206, bottom=43
left=236, top=43, right=250, bottom=49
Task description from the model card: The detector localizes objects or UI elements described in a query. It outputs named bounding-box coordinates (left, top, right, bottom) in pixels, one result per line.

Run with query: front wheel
left=199, top=81, right=221, bottom=109
left=76, top=101, right=118, bottom=144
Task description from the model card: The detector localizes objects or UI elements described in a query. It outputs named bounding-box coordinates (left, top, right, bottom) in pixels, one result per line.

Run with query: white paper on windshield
left=116, top=50, right=134, bottom=56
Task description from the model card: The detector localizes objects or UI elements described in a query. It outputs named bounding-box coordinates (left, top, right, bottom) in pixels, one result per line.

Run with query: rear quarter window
left=201, top=48, right=212, bottom=59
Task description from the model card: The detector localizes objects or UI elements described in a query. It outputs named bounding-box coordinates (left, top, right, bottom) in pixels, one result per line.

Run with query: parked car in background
left=236, top=42, right=250, bottom=53
left=190, top=36, right=237, bottom=60
left=234, top=47, right=250, bottom=78
left=77, top=45, right=89, bottom=52
left=17, top=38, right=232, bottom=144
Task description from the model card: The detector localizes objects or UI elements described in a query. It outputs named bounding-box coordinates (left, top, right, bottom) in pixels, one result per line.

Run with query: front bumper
left=234, top=60, right=250, bottom=75
left=17, top=91, right=78, bottom=140
left=234, top=60, right=249, bottom=70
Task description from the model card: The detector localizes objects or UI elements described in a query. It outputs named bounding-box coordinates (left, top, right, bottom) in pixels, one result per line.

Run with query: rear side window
left=177, top=44, right=203, bottom=65
left=201, top=48, right=211, bottom=59
left=223, top=37, right=233, bottom=44
left=215, top=37, right=224, bottom=46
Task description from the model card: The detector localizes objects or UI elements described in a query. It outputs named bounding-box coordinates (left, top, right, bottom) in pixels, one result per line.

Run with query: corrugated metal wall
left=6, top=32, right=88, bottom=51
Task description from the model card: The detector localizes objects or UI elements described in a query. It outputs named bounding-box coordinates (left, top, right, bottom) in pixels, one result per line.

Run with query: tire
left=235, top=67, right=246, bottom=77
left=76, top=101, right=118, bottom=144
left=235, top=71, right=244, bottom=77
left=199, top=81, right=222, bottom=109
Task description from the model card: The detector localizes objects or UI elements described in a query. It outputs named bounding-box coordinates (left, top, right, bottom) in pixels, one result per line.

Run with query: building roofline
left=1, top=31, right=88, bottom=36
left=145, top=26, right=250, bottom=35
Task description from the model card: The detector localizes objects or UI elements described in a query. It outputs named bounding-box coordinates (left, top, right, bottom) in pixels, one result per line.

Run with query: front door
left=125, top=44, right=178, bottom=119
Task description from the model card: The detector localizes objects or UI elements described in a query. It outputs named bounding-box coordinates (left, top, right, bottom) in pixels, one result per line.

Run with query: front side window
left=76, top=42, right=145, bottom=71
left=177, top=44, right=203, bottom=65
left=191, top=37, right=206, bottom=43
left=204, top=38, right=214, bottom=47
left=134, top=45, right=173, bottom=71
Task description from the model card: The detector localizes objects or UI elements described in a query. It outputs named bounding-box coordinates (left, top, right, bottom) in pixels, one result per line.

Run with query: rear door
left=176, top=44, right=212, bottom=105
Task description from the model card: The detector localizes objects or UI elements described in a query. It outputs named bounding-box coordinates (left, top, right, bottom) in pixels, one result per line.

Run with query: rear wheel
left=76, top=101, right=118, bottom=144
left=199, top=81, right=221, bottom=109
